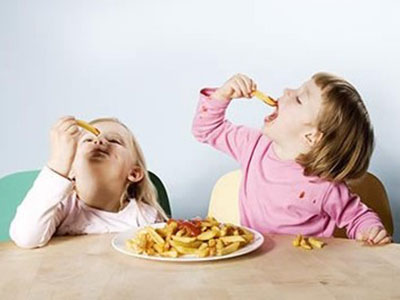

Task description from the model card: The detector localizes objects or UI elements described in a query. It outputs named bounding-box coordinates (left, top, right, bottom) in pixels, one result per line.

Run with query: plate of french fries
left=112, top=217, right=264, bottom=262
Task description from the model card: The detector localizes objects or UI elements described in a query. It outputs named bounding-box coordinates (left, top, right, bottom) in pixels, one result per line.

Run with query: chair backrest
left=0, top=169, right=171, bottom=242
left=208, top=170, right=394, bottom=238
left=208, top=170, right=241, bottom=225
left=148, top=171, right=172, bottom=218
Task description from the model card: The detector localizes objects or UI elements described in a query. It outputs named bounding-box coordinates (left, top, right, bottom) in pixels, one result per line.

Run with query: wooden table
left=0, top=234, right=399, bottom=299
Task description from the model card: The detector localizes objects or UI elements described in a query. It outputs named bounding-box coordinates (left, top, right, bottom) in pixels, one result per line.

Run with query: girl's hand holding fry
left=47, top=116, right=80, bottom=177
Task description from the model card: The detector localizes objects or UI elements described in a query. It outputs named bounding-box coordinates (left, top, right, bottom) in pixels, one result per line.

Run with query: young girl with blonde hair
left=192, top=73, right=391, bottom=245
left=10, top=117, right=166, bottom=248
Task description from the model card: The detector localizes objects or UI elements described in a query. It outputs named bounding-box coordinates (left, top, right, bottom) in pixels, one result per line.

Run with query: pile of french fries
left=292, top=234, right=325, bottom=250
left=126, top=217, right=254, bottom=258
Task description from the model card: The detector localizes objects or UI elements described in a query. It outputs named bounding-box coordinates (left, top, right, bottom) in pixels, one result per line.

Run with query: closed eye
left=83, top=138, right=93, bottom=143
left=108, top=139, right=122, bottom=145
left=296, top=96, right=302, bottom=104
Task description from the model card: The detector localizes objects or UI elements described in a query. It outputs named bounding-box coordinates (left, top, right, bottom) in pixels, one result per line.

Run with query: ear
left=304, top=129, right=323, bottom=148
left=127, top=166, right=144, bottom=183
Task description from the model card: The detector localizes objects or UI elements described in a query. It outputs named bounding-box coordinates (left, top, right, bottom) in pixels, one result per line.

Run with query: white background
left=1, top=0, right=399, bottom=241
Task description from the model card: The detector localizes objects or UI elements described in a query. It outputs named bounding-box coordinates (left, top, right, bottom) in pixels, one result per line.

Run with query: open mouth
left=264, top=107, right=279, bottom=123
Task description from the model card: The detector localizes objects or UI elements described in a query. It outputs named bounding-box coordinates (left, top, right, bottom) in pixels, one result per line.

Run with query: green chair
left=0, top=169, right=171, bottom=242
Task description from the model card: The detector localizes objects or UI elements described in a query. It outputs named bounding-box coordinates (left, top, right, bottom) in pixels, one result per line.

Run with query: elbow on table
left=9, top=227, right=49, bottom=249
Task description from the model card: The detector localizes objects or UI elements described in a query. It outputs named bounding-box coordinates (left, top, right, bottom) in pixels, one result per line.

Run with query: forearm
left=192, top=88, right=231, bottom=143
left=9, top=167, right=73, bottom=248
left=346, top=209, right=384, bottom=239
left=323, top=183, right=385, bottom=240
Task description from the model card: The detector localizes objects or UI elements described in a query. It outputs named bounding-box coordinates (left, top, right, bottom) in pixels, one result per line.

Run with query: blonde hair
left=296, top=72, right=374, bottom=182
left=90, top=118, right=167, bottom=220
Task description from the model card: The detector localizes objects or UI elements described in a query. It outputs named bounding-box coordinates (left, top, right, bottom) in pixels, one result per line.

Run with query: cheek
left=115, top=149, right=135, bottom=166
left=266, top=115, right=302, bottom=138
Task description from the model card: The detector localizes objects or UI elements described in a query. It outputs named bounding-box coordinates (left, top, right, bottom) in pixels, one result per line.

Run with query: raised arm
left=192, top=74, right=262, bottom=164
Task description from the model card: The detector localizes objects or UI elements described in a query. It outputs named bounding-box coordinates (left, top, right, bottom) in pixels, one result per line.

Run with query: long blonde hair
left=90, top=118, right=167, bottom=220
left=296, top=72, right=374, bottom=182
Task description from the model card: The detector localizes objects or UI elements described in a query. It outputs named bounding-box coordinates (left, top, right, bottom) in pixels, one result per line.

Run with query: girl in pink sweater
left=192, top=73, right=391, bottom=245
left=10, top=117, right=166, bottom=248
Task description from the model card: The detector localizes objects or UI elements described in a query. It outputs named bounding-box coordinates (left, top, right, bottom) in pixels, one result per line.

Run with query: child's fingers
left=236, top=76, right=253, bottom=98
left=234, top=77, right=249, bottom=98
left=251, top=81, right=257, bottom=92
left=231, top=83, right=243, bottom=99
left=356, top=230, right=368, bottom=241
left=59, top=118, right=77, bottom=132
left=238, top=74, right=254, bottom=96
left=377, top=236, right=392, bottom=245
left=58, top=116, right=74, bottom=125
left=53, top=116, right=74, bottom=130
left=373, top=229, right=388, bottom=244
left=66, top=124, right=80, bottom=136
left=367, top=227, right=380, bottom=243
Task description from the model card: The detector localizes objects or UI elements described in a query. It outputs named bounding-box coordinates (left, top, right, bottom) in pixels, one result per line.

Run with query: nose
left=93, top=137, right=106, bottom=145
left=284, top=88, right=294, bottom=97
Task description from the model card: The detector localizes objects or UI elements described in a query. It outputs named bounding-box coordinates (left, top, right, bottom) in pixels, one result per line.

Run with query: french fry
left=208, top=239, right=216, bottom=247
left=197, top=247, right=210, bottom=258
left=292, top=235, right=302, bottom=247
left=308, top=237, right=325, bottom=249
left=242, top=233, right=254, bottom=243
left=160, top=249, right=178, bottom=258
left=172, top=235, right=197, bottom=243
left=171, top=239, right=202, bottom=248
left=197, top=230, right=217, bottom=241
left=217, top=242, right=241, bottom=256
left=300, top=238, right=312, bottom=250
left=156, top=228, right=168, bottom=238
left=170, top=241, right=198, bottom=255
left=146, top=227, right=165, bottom=246
left=220, top=235, right=246, bottom=244
left=176, top=229, right=185, bottom=237
left=216, top=239, right=224, bottom=250
left=220, top=226, right=228, bottom=237
left=251, top=90, right=277, bottom=107
left=209, top=247, right=216, bottom=257
left=205, top=216, right=219, bottom=226
left=154, top=243, right=164, bottom=254
left=292, top=235, right=326, bottom=250
left=201, top=221, right=213, bottom=228
left=76, top=119, right=100, bottom=136
left=198, top=243, right=208, bottom=251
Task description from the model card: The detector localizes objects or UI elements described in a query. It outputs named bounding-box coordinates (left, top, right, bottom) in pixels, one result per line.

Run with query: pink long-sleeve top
left=192, top=88, right=384, bottom=238
left=9, top=167, right=159, bottom=248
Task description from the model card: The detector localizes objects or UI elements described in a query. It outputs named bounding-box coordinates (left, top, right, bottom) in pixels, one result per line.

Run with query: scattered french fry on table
left=292, top=235, right=326, bottom=250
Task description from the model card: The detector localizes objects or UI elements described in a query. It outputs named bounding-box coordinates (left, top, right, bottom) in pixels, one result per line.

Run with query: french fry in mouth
left=76, top=119, right=100, bottom=136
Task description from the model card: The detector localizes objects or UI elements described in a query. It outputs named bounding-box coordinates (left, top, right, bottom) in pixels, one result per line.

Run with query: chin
left=85, top=152, right=110, bottom=162
left=262, top=124, right=275, bottom=140
left=87, top=156, right=108, bottom=163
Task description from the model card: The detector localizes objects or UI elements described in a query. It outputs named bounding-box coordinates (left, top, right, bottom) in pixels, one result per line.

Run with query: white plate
left=111, top=222, right=264, bottom=262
